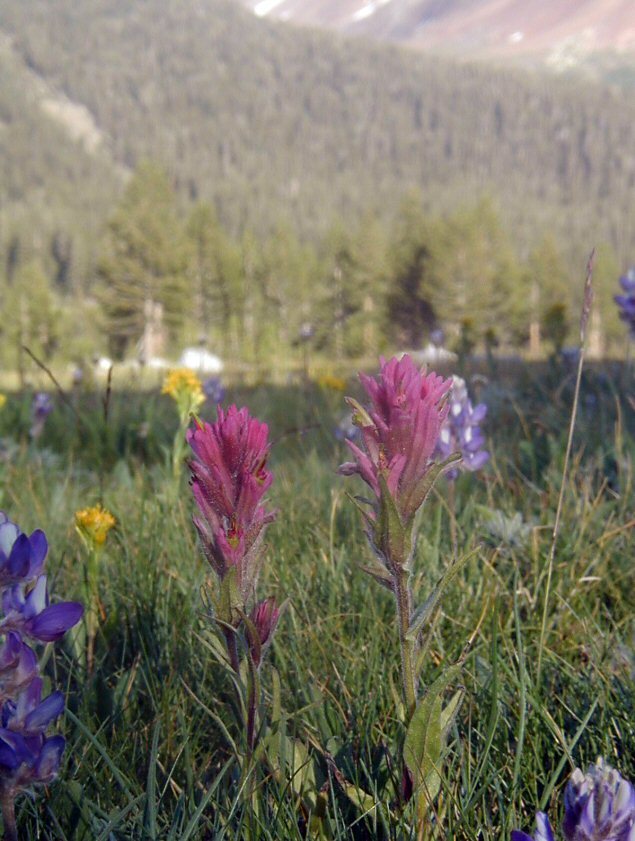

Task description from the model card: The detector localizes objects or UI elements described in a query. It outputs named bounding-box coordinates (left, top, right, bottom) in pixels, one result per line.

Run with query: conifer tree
left=97, top=163, right=187, bottom=359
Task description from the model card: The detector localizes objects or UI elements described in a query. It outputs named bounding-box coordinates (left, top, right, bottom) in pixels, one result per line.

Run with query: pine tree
left=97, top=163, right=188, bottom=359
left=385, top=194, right=436, bottom=349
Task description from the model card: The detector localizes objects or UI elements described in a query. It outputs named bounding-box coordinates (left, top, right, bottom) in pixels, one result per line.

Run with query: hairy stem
left=394, top=569, right=417, bottom=719
left=223, top=626, right=240, bottom=675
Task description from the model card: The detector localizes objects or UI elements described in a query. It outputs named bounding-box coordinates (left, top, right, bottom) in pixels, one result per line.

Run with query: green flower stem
left=223, top=627, right=241, bottom=675
left=84, top=545, right=101, bottom=674
left=394, top=568, right=417, bottom=720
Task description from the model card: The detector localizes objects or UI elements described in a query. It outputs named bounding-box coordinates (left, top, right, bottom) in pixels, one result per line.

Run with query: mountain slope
left=1, top=0, right=635, bottom=261
left=236, top=0, right=635, bottom=58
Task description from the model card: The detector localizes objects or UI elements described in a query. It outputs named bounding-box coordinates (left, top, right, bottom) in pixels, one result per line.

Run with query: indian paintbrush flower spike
left=188, top=407, right=279, bottom=772
left=187, top=404, right=276, bottom=615
left=435, top=376, right=489, bottom=481
left=339, top=355, right=459, bottom=723
left=339, top=354, right=455, bottom=568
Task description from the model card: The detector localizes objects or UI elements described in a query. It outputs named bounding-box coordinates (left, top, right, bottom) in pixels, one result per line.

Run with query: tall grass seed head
left=75, top=505, right=116, bottom=548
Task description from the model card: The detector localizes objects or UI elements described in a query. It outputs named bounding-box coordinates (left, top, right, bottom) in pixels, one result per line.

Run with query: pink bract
left=339, top=355, right=452, bottom=519
left=187, top=405, right=276, bottom=597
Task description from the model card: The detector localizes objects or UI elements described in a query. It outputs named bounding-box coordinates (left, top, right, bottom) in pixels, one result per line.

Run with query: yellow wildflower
left=317, top=373, right=347, bottom=392
left=75, top=505, right=116, bottom=547
left=162, top=368, right=204, bottom=412
left=0, top=394, right=6, bottom=410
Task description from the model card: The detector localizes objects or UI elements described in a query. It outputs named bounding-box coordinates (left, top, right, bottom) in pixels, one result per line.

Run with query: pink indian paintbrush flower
left=187, top=405, right=277, bottom=609
left=339, top=355, right=453, bottom=521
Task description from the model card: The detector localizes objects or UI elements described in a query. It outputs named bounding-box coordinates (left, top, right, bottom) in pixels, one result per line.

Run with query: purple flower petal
left=26, top=601, right=84, bottom=642
left=24, top=692, right=64, bottom=732
left=33, top=735, right=65, bottom=783
left=6, top=534, right=31, bottom=580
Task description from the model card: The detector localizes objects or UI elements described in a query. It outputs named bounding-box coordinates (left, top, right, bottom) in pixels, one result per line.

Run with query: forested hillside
left=0, top=0, right=632, bottom=368
left=2, top=0, right=635, bottom=258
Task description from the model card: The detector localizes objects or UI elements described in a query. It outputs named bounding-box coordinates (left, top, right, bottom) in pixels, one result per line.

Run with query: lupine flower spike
left=202, top=376, right=225, bottom=406
left=615, top=268, right=635, bottom=338
left=29, top=393, right=53, bottom=443
left=0, top=513, right=82, bottom=841
left=435, top=376, right=489, bottom=480
left=513, top=758, right=635, bottom=841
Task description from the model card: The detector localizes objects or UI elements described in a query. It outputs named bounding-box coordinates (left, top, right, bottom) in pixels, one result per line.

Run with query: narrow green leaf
left=440, top=688, right=464, bottom=739
left=143, top=723, right=160, bottom=839
left=179, top=758, right=233, bottom=840
left=403, top=665, right=462, bottom=805
left=376, top=471, right=410, bottom=568
left=406, top=453, right=462, bottom=518
left=271, top=666, right=282, bottom=725
left=357, top=559, right=394, bottom=589
left=341, top=783, right=378, bottom=816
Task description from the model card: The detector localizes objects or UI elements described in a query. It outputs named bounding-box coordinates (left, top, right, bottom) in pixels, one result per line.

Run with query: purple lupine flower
left=562, top=759, right=635, bottom=841
left=334, top=413, right=360, bottom=443
left=339, top=355, right=453, bottom=522
left=512, top=759, right=635, bottom=841
left=435, top=376, right=489, bottom=481
left=0, top=514, right=48, bottom=588
left=0, top=635, right=38, bottom=704
left=202, top=377, right=225, bottom=405
left=615, top=268, right=635, bottom=338
left=29, top=393, right=53, bottom=441
left=1, top=576, right=83, bottom=643
left=187, top=405, right=277, bottom=606
left=0, top=514, right=82, bottom=839
left=512, top=812, right=555, bottom=841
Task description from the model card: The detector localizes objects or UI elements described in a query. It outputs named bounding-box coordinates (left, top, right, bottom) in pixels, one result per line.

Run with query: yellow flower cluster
left=0, top=394, right=6, bottom=410
left=316, top=373, right=347, bottom=393
left=162, top=368, right=204, bottom=409
left=75, top=505, right=116, bottom=547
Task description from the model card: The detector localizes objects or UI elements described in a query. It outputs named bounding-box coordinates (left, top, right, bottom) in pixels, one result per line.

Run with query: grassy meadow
left=0, top=359, right=633, bottom=839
